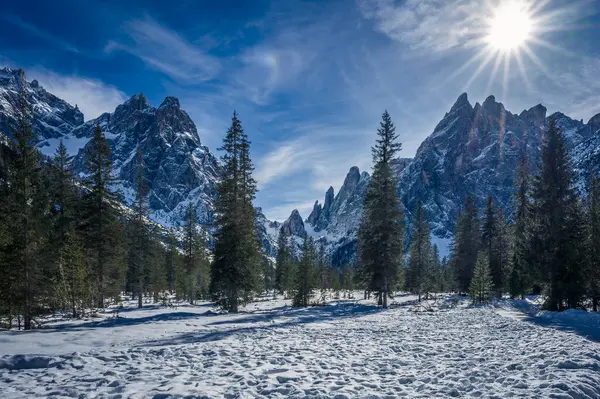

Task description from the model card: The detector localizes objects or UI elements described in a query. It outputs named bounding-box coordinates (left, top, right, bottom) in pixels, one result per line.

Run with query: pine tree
left=275, top=228, right=290, bottom=295
left=481, top=196, right=505, bottom=298
left=147, top=239, right=168, bottom=303
left=131, top=146, right=150, bottom=308
left=588, top=175, right=600, bottom=311
left=451, top=195, right=480, bottom=294
left=197, top=224, right=211, bottom=300
left=49, top=141, right=85, bottom=317
left=357, top=110, right=404, bottom=308
left=4, top=79, right=45, bottom=329
left=407, top=201, right=432, bottom=301
left=165, top=229, right=178, bottom=293
left=509, top=153, right=531, bottom=299
left=530, top=119, right=583, bottom=310
left=182, top=203, right=200, bottom=304
left=81, top=123, right=125, bottom=308
left=292, top=234, right=316, bottom=307
left=316, top=244, right=329, bottom=304
left=211, top=112, right=261, bottom=312
left=470, top=252, right=494, bottom=304
left=431, top=245, right=444, bottom=294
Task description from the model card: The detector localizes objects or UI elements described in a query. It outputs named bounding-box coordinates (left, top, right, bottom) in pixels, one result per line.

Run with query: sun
left=486, top=1, right=533, bottom=51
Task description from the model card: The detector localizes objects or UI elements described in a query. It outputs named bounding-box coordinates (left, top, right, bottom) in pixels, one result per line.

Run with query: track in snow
left=1, top=296, right=600, bottom=398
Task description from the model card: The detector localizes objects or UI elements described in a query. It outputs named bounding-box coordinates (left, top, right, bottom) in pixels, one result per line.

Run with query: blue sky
left=1, top=0, right=600, bottom=221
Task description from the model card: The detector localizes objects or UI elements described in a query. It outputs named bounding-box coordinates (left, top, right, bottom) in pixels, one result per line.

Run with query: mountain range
left=2, top=66, right=600, bottom=264
left=287, top=93, right=600, bottom=264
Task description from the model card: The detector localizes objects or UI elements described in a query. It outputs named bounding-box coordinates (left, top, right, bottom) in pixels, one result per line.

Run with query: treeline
left=0, top=81, right=270, bottom=329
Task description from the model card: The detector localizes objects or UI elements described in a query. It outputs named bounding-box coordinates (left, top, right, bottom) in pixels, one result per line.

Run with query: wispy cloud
left=2, top=14, right=80, bottom=53
left=105, top=16, right=221, bottom=83
left=538, top=56, right=600, bottom=121
left=29, top=68, right=128, bottom=120
left=357, top=0, right=485, bottom=52
left=236, top=46, right=314, bottom=106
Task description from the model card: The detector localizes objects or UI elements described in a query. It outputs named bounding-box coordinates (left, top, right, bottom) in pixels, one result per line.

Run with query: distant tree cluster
left=273, top=229, right=354, bottom=307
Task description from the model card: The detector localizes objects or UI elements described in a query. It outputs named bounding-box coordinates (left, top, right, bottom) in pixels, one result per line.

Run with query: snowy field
left=1, top=294, right=600, bottom=398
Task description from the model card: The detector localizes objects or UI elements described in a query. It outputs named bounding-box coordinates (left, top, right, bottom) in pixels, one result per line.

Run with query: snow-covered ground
left=1, top=294, right=600, bottom=398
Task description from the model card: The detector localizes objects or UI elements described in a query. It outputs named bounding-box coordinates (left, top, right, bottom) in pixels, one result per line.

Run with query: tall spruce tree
left=275, top=228, right=291, bottom=295
left=407, top=200, right=432, bottom=301
left=430, top=245, right=445, bottom=294
left=81, top=123, right=125, bottom=308
left=211, top=112, right=261, bottom=312
left=481, top=196, right=505, bottom=298
left=451, top=195, right=480, bottom=294
left=470, top=252, right=494, bottom=304
left=357, top=110, right=404, bottom=308
left=5, top=77, right=45, bottom=329
left=509, top=153, right=531, bottom=299
left=165, top=229, right=178, bottom=293
left=182, top=203, right=200, bottom=304
left=49, top=141, right=87, bottom=317
left=292, top=234, right=316, bottom=307
left=131, top=146, right=150, bottom=308
left=530, top=119, right=583, bottom=310
left=588, top=175, right=600, bottom=311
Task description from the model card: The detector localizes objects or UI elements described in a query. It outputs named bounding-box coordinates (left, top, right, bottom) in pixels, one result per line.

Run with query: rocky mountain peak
left=123, top=93, right=150, bottom=111
left=450, top=92, right=471, bottom=113
left=520, top=104, right=547, bottom=126
left=307, top=201, right=322, bottom=225
left=588, top=113, right=600, bottom=135
left=281, top=209, right=306, bottom=237
left=160, top=96, right=180, bottom=109
left=0, top=67, right=84, bottom=142
left=0, top=67, right=25, bottom=87
left=481, top=95, right=504, bottom=116
left=344, top=166, right=361, bottom=186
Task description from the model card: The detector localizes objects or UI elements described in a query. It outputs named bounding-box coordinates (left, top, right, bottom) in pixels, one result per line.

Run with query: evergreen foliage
left=470, top=252, right=494, bottom=304
left=81, top=123, right=126, bottom=308
left=451, top=195, right=480, bottom=294
left=509, top=153, right=531, bottom=299
left=292, top=234, right=316, bottom=307
left=211, top=112, right=261, bottom=312
left=357, top=110, right=404, bottom=308
left=529, top=119, right=585, bottom=310
left=407, top=200, right=433, bottom=300
left=275, top=228, right=295, bottom=296
left=588, top=175, right=600, bottom=311
left=481, top=196, right=508, bottom=298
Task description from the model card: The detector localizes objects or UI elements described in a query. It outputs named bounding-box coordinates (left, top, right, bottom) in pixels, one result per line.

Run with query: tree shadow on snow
left=14, top=312, right=212, bottom=333
left=521, top=313, right=600, bottom=343
left=142, top=303, right=382, bottom=347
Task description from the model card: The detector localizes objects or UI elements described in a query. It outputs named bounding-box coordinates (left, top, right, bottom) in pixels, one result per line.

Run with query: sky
left=1, top=0, right=600, bottom=221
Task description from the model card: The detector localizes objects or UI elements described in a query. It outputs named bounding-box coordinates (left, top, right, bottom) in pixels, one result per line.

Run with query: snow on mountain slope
left=71, top=93, right=221, bottom=226
left=0, top=67, right=84, bottom=146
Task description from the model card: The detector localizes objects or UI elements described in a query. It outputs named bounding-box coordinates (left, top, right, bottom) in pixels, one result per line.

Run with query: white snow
left=1, top=294, right=599, bottom=398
